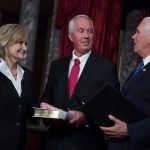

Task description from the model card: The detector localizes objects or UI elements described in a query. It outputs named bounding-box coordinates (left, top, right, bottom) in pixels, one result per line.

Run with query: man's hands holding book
left=68, top=110, right=87, bottom=128
left=39, top=102, right=87, bottom=128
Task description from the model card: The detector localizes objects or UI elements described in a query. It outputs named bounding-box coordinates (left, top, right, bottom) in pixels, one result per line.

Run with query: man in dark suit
left=100, top=17, right=150, bottom=150
left=40, top=14, right=119, bottom=150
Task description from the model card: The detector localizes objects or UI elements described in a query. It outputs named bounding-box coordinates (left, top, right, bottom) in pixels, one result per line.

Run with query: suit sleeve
left=104, top=63, right=120, bottom=89
left=26, top=70, right=38, bottom=117
left=128, top=117, right=150, bottom=149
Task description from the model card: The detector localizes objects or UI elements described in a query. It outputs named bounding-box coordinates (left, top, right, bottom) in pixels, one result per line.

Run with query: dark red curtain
left=55, top=0, right=122, bottom=63
left=140, top=10, right=150, bottom=21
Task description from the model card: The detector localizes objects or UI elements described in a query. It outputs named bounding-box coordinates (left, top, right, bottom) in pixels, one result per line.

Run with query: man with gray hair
left=40, top=14, right=119, bottom=150
left=100, top=17, right=150, bottom=150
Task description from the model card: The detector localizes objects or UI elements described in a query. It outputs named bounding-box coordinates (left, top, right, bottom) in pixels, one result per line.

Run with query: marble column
left=19, top=0, right=40, bottom=71
left=118, top=10, right=140, bottom=88
left=40, top=0, right=60, bottom=93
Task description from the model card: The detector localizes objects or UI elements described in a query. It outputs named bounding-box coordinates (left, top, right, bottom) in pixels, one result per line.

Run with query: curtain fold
left=140, top=9, right=150, bottom=21
left=55, top=0, right=122, bottom=63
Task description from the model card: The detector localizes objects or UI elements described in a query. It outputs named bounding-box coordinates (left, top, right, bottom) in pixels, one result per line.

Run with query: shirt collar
left=0, top=58, right=24, bottom=80
left=143, top=55, right=150, bottom=66
left=72, top=50, right=91, bottom=63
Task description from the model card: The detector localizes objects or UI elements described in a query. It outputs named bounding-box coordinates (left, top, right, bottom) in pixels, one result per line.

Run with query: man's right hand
left=40, top=102, right=60, bottom=110
left=40, top=102, right=61, bottom=126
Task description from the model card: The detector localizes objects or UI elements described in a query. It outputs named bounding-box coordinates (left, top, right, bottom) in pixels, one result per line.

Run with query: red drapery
left=55, top=0, right=122, bottom=63
left=140, top=11, right=150, bottom=19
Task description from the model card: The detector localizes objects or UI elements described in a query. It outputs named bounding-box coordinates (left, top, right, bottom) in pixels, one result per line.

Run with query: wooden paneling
left=26, top=125, right=48, bottom=150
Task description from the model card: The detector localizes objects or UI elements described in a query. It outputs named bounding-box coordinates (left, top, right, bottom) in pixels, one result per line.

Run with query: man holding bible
left=100, top=17, right=150, bottom=150
left=40, top=14, right=119, bottom=150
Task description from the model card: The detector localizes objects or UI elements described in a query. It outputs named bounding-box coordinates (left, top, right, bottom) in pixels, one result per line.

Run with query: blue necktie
left=131, top=61, right=144, bottom=77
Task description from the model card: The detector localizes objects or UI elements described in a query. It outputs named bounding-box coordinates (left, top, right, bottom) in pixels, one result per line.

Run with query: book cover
left=79, top=84, right=145, bottom=127
left=33, top=107, right=75, bottom=120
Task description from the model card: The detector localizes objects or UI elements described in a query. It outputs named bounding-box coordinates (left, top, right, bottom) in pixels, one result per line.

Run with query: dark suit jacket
left=108, top=62, right=150, bottom=150
left=0, top=67, right=35, bottom=150
left=41, top=52, right=119, bottom=150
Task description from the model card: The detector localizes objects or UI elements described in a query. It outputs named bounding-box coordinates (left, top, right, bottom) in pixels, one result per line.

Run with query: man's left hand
left=100, top=115, right=129, bottom=138
left=68, top=110, right=87, bottom=128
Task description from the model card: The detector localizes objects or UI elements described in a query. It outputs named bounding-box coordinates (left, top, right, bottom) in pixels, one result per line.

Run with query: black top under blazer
left=42, top=52, right=119, bottom=150
left=0, top=67, right=35, bottom=150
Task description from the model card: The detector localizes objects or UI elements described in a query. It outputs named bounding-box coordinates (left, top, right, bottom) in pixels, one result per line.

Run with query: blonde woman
left=0, top=24, right=36, bottom=150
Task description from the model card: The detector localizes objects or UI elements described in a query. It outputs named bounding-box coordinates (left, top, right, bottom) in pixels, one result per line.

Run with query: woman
left=0, top=24, right=36, bottom=150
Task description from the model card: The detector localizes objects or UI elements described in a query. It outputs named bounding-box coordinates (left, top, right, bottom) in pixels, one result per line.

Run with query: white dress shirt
left=0, top=59, right=24, bottom=97
left=143, top=55, right=150, bottom=66
left=68, top=50, right=91, bottom=79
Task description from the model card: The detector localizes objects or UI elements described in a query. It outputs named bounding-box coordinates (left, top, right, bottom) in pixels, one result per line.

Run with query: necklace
left=13, top=73, right=17, bottom=76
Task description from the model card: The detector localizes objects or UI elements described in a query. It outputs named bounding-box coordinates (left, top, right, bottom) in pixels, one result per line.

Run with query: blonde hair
left=0, top=24, right=28, bottom=58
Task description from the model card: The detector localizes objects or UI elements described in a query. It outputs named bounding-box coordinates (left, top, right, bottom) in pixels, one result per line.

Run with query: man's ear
left=68, top=34, right=73, bottom=42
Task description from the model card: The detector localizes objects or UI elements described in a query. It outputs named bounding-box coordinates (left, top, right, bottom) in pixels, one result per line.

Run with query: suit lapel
left=122, top=62, right=150, bottom=94
left=20, top=72, right=26, bottom=102
left=0, top=73, right=19, bottom=99
left=62, top=56, right=71, bottom=100
left=72, top=52, right=98, bottom=97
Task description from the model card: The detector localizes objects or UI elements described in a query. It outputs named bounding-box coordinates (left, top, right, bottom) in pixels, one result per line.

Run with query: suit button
left=16, top=122, right=20, bottom=126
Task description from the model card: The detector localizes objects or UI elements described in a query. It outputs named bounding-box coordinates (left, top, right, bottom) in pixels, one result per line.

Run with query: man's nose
left=132, top=33, right=136, bottom=39
left=83, top=31, right=89, bottom=38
